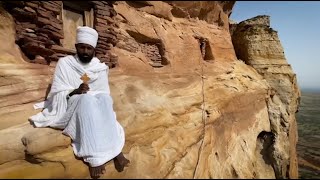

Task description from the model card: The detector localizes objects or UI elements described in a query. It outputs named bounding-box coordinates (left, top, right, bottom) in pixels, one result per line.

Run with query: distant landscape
left=296, top=89, right=320, bottom=179
left=300, top=88, right=320, bottom=93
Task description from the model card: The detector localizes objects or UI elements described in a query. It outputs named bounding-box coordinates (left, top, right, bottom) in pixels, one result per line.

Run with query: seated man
left=29, top=26, right=129, bottom=179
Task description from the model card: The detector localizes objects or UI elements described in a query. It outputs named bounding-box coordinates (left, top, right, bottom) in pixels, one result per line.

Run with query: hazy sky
left=230, top=1, right=320, bottom=89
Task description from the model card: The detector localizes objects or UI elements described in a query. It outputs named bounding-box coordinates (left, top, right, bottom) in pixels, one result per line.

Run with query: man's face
left=75, top=43, right=95, bottom=63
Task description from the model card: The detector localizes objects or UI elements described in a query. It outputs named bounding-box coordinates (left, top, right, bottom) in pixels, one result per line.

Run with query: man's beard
left=78, top=54, right=93, bottom=64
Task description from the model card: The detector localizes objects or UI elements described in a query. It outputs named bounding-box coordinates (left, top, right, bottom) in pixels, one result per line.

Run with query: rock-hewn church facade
left=2, top=1, right=118, bottom=67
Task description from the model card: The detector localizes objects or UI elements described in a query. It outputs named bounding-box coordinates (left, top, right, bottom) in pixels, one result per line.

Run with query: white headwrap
left=76, top=26, right=99, bottom=48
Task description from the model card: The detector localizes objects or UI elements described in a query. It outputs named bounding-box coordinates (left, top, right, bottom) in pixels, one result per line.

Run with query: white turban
left=76, top=26, right=99, bottom=48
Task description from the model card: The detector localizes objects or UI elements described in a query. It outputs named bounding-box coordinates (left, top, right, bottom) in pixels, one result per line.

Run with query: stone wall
left=2, top=1, right=119, bottom=67
left=140, top=43, right=163, bottom=67
left=92, top=1, right=118, bottom=68
left=3, top=1, right=63, bottom=65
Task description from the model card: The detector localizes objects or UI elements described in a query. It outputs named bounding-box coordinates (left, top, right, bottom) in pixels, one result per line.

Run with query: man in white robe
left=29, top=26, right=129, bottom=179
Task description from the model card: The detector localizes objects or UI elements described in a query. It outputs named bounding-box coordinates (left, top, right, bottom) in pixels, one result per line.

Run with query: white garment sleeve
left=29, top=59, right=76, bottom=127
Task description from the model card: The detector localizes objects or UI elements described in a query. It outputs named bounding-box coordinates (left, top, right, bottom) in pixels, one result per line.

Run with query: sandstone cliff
left=0, top=1, right=300, bottom=179
left=231, top=15, right=301, bottom=178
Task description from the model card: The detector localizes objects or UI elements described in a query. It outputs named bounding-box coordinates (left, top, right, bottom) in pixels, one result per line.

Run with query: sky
left=230, top=1, right=320, bottom=90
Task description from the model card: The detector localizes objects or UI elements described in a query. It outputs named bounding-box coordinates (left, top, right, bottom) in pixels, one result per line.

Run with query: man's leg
left=95, top=94, right=130, bottom=172
left=64, top=94, right=112, bottom=179
left=80, top=94, right=109, bottom=179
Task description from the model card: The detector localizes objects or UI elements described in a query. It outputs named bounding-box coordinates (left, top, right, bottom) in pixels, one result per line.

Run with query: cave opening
left=196, top=37, right=214, bottom=61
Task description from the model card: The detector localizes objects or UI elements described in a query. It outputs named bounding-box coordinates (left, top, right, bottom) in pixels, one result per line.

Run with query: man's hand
left=69, top=83, right=90, bottom=97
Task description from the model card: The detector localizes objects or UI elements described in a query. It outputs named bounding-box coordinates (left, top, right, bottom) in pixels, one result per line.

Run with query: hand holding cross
left=68, top=74, right=90, bottom=97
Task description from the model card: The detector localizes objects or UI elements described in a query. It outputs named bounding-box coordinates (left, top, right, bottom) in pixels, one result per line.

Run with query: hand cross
left=80, top=73, right=90, bottom=84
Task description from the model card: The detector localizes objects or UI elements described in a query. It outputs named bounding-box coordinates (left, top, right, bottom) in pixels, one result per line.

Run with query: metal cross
left=80, top=73, right=90, bottom=84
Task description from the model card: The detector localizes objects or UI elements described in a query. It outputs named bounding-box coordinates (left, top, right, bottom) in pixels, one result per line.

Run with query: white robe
left=29, top=55, right=125, bottom=167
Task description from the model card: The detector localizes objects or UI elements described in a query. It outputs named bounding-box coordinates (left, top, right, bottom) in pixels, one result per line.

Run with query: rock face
left=112, top=1, right=236, bottom=72
left=0, top=2, right=300, bottom=179
left=231, top=15, right=300, bottom=179
left=168, top=1, right=235, bottom=29
left=122, top=1, right=235, bottom=31
left=0, top=5, right=25, bottom=64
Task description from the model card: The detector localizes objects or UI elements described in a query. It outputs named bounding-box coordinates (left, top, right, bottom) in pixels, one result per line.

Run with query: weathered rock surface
left=113, top=1, right=236, bottom=72
left=167, top=1, right=235, bottom=30
left=0, top=5, right=26, bottom=64
left=0, top=63, right=52, bottom=130
left=0, top=60, right=278, bottom=179
left=0, top=1, right=300, bottom=179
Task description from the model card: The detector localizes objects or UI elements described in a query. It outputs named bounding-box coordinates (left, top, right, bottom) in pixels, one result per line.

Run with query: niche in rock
left=195, top=36, right=214, bottom=61
left=126, top=30, right=169, bottom=68
left=255, top=131, right=282, bottom=178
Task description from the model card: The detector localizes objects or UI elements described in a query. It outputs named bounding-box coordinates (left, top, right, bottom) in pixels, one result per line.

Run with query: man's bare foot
left=89, top=163, right=106, bottom=179
left=114, top=152, right=130, bottom=172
